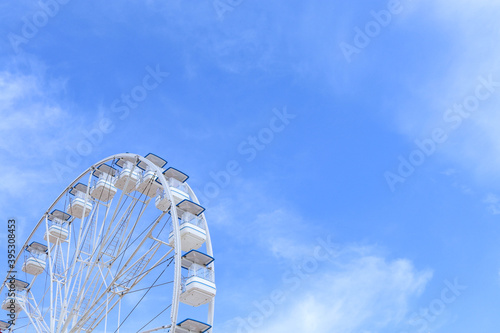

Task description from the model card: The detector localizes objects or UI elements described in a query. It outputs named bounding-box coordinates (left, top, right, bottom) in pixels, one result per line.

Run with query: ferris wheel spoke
left=81, top=294, right=120, bottom=332
left=20, top=293, right=48, bottom=332
left=86, top=295, right=118, bottom=332
left=137, top=303, right=173, bottom=332
left=127, top=250, right=175, bottom=287
left=102, top=197, right=150, bottom=265
left=61, top=198, right=123, bottom=323
left=82, top=210, right=162, bottom=303
left=111, top=212, right=166, bottom=274
left=113, top=261, right=170, bottom=333
left=92, top=233, right=166, bottom=304
left=68, top=214, right=165, bottom=331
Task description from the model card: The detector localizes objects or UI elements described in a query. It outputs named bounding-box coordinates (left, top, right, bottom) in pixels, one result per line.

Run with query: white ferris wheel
left=0, top=153, right=216, bottom=333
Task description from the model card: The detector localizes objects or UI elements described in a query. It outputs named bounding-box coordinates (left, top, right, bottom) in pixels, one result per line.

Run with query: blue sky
left=1, top=0, right=500, bottom=332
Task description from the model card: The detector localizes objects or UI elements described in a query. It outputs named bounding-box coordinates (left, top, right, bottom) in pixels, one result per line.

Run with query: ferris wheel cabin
left=155, top=167, right=190, bottom=211
left=1, top=279, right=29, bottom=313
left=169, top=201, right=207, bottom=252
left=44, top=209, right=71, bottom=244
left=179, top=250, right=216, bottom=307
left=67, top=183, right=93, bottom=219
left=90, top=164, right=118, bottom=202
left=21, top=242, right=48, bottom=276
left=136, top=153, right=167, bottom=197
left=0, top=320, right=12, bottom=330
left=114, top=157, right=141, bottom=193
left=165, top=167, right=190, bottom=205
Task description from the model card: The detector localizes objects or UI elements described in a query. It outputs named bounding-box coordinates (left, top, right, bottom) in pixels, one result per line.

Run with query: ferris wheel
left=0, top=153, right=216, bottom=333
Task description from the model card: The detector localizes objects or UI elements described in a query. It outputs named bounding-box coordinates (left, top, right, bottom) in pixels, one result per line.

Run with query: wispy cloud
left=221, top=245, right=432, bottom=333
left=484, top=193, right=500, bottom=215
left=0, top=68, right=84, bottom=211
left=389, top=0, right=500, bottom=187
left=0, top=70, right=74, bottom=156
left=209, top=178, right=433, bottom=332
left=206, top=179, right=318, bottom=261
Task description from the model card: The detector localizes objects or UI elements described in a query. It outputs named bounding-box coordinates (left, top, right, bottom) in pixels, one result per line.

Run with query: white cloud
left=251, top=209, right=314, bottom=261
left=0, top=71, right=73, bottom=157
left=484, top=193, right=500, bottom=215
left=441, top=168, right=456, bottom=176
left=391, top=0, right=500, bottom=186
left=221, top=247, right=432, bottom=333
left=210, top=180, right=434, bottom=332
left=429, top=0, right=500, bottom=18
left=0, top=69, right=84, bottom=211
